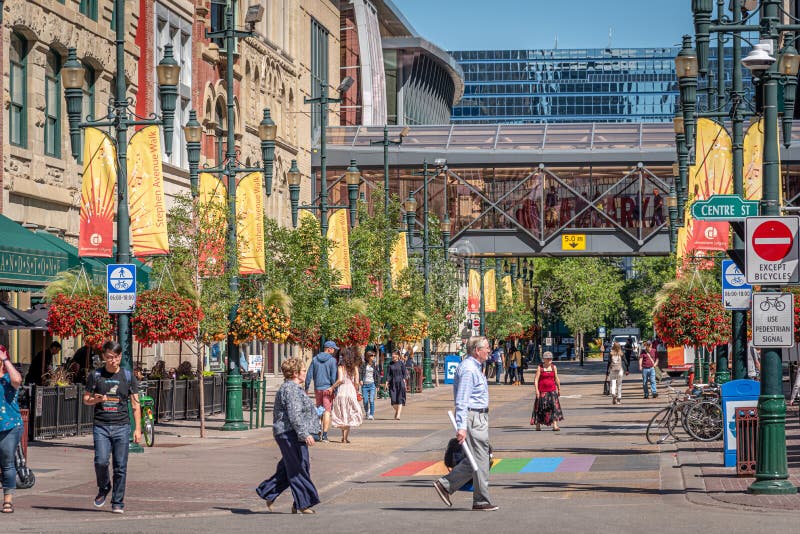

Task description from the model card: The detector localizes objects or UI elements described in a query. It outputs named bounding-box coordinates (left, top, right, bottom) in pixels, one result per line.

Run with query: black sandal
left=2, top=502, right=14, bottom=513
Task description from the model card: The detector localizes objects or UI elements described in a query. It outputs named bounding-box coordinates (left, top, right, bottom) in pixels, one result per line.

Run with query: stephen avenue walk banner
left=484, top=269, right=497, bottom=312
left=236, top=172, right=265, bottom=275
left=678, top=118, right=733, bottom=271
left=79, top=128, right=117, bottom=257
left=502, top=274, right=513, bottom=303
left=326, top=209, right=352, bottom=289
left=390, top=232, right=408, bottom=289
left=127, top=125, right=169, bottom=257
left=743, top=119, right=763, bottom=201
left=198, top=173, right=227, bottom=277
left=467, top=269, right=480, bottom=313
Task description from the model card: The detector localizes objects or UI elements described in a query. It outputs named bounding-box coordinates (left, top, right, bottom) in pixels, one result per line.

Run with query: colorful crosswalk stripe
left=381, top=456, right=610, bottom=477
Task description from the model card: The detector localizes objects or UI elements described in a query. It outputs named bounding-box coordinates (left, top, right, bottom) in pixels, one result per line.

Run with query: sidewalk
left=675, top=404, right=800, bottom=510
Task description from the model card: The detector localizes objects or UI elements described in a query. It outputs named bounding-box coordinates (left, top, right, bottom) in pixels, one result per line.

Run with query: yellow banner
left=484, top=269, right=497, bottom=312
left=127, top=126, right=169, bottom=257
left=743, top=119, right=763, bottom=201
left=198, top=173, right=227, bottom=277
left=467, top=269, right=480, bottom=312
left=390, top=232, right=408, bottom=288
left=236, top=172, right=265, bottom=275
left=326, top=209, right=352, bottom=289
left=681, top=118, right=733, bottom=268
left=515, top=278, right=524, bottom=300
left=79, top=128, right=116, bottom=257
left=502, top=274, right=513, bottom=303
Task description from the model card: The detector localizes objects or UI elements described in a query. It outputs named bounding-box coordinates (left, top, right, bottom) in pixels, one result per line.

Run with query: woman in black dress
left=386, top=349, right=407, bottom=420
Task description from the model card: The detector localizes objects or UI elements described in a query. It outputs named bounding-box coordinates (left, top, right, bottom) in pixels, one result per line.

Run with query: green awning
left=34, top=231, right=107, bottom=287
left=0, top=215, right=70, bottom=293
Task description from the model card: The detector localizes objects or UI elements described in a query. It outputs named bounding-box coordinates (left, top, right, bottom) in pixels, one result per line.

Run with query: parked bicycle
left=138, top=381, right=155, bottom=447
left=646, top=380, right=722, bottom=444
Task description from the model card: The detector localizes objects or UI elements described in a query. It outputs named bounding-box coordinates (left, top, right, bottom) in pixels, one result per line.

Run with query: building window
left=45, top=49, right=62, bottom=158
left=79, top=66, right=96, bottom=164
left=310, top=18, right=329, bottom=145
left=156, top=4, right=192, bottom=170
left=9, top=32, right=28, bottom=148
left=79, top=0, right=98, bottom=20
left=209, top=0, right=238, bottom=51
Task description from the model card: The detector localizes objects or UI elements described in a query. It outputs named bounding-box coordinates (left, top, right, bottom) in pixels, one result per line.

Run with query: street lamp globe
left=779, top=45, right=800, bottom=76
left=61, top=49, right=85, bottom=90
left=345, top=159, right=361, bottom=186
left=183, top=111, right=203, bottom=144
left=287, top=160, right=302, bottom=187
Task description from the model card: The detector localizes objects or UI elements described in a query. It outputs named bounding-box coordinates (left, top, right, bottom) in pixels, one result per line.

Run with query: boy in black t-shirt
left=83, top=341, right=141, bottom=514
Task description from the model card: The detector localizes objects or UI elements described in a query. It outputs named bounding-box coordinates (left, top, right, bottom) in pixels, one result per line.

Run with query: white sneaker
left=367, top=415, right=374, bottom=420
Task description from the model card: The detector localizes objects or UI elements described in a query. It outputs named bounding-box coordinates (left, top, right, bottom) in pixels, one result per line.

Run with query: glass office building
left=450, top=47, right=751, bottom=124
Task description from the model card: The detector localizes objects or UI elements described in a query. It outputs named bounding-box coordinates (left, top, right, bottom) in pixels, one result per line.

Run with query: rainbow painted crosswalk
left=381, top=455, right=657, bottom=476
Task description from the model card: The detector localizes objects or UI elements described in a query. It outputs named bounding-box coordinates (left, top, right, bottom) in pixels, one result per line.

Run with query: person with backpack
left=83, top=341, right=141, bottom=514
left=304, top=340, right=339, bottom=442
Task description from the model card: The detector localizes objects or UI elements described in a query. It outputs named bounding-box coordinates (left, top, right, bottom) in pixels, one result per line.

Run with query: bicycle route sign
left=745, top=216, right=800, bottom=284
left=751, top=292, right=794, bottom=348
left=106, top=263, right=137, bottom=314
left=721, top=259, right=751, bottom=310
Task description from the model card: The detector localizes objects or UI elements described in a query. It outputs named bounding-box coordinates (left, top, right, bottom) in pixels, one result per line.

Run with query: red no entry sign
left=751, top=220, right=794, bottom=261
left=473, top=319, right=480, bottom=327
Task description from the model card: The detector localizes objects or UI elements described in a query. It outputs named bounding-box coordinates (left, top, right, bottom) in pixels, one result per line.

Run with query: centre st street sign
left=751, top=292, right=794, bottom=348
left=745, top=216, right=800, bottom=284
left=691, top=195, right=759, bottom=221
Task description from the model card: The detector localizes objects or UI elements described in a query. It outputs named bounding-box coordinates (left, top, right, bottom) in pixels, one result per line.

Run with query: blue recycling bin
left=444, top=355, right=461, bottom=385
left=720, top=379, right=760, bottom=467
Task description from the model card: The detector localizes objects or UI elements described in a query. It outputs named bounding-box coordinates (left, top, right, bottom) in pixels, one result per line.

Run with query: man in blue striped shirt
left=433, top=336, right=497, bottom=511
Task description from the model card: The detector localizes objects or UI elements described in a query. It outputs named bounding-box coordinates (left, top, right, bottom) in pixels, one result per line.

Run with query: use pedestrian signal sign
left=745, top=216, right=800, bottom=285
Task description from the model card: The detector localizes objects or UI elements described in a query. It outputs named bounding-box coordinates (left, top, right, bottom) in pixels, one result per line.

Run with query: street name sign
left=745, top=216, right=800, bottom=284
left=107, top=264, right=137, bottom=314
left=561, top=234, right=586, bottom=250
left=721, top=259, right=751, bottom=310
left=751, top=292, right=794, bottom=348
left=691, top=195, right=759, bottom=221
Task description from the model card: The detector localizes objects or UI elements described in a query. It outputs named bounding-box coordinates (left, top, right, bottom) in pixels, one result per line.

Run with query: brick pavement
left=676, top=404, right=800, bottom=510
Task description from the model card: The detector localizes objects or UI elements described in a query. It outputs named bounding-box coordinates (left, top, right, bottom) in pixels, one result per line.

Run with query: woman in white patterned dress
left=331, top=348, right=363, bottom=443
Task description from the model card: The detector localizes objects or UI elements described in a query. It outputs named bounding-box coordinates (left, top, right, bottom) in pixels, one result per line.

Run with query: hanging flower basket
left=131, top=290, right=203, bottom=347
left=48, top=293, right=114, bottom=349
left=653, top=291, right=730, bottom=348
left=391, top=311, right=429, bottom=344
left=232, top=298, right=291, bottom=344
left=288, top=325, right=321, bottom=351
left=334, top=313, right=371, bottom=348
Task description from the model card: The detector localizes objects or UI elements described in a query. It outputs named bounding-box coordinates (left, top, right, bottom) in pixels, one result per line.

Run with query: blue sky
left=393, top=0, right=694, bottom=51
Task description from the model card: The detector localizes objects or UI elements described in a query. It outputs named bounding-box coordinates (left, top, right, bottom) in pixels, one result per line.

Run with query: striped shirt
left=453, top=356, right=489, bottom=429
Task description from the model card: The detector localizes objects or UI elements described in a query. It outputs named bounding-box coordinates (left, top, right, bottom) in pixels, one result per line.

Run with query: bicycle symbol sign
left=721, top=260, right=751, bottom=310
left=106, top=264, right=137, bottom=314
left=751, top=292, right=794, bottom=348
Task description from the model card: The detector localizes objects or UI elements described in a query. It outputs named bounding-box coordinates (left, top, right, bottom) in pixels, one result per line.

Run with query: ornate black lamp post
left=184, top=5, right=276, bottom=431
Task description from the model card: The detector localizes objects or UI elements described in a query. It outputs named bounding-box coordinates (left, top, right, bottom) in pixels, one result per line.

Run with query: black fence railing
left=28, top=375, right=227, bottom=440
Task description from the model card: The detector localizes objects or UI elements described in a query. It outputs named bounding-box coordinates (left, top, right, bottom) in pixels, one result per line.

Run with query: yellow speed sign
left=561, top=234, right=586, bottom=250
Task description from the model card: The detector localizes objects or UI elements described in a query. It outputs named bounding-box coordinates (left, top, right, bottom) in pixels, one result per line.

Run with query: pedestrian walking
left=623, top=337, right=635, bottom=370
left=789, top=366, right=800, bottom=405
left=606, top=342, right=629, bottom=405
left=304, top=340, right=339, bottom=442
left=257, top=357, right=321, bottom=514
left=638, top=341, right=658, bottom=399
left=83, top=341, right=141, bottom=513
left=531, top=351, right=563, bottom=430
left=360, top=350, right=379, bottom=420
left=432, top=336, right=498, bottom=511
left=505, top=348, right=517, bottom=385
left=331, top=348, right=363, bottom=443
left=491, top=347, right=504, bottom=384
left=386, top=350, right=408, bottom=420
left=0, top=345, right=23, bottom=514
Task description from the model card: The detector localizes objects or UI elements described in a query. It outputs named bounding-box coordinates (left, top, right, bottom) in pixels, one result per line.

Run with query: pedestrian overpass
left=313, top=123, right=800, bottom=257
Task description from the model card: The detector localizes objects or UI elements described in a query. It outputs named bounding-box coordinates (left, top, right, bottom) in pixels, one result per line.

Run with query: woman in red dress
left=531, top=352, right=563, bottom=431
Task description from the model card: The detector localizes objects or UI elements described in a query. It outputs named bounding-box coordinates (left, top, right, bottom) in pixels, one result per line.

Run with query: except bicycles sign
left=745, top=216, right=800, bottom=284
left=751, top=292, right=794, bottom=348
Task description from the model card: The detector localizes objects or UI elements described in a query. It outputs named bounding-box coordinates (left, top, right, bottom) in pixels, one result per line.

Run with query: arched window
left=44, top=49, right=62, bottom=157
left=9, top=32, right=28, bottom=147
